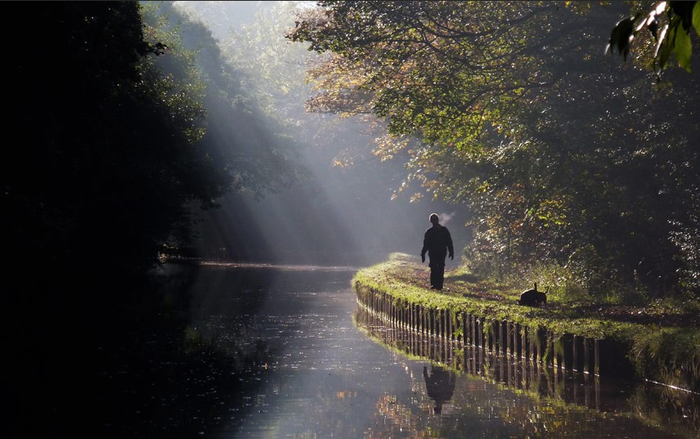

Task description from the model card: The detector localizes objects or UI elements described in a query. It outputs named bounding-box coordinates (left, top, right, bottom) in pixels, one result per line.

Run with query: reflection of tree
left=423, top=365, right=456, bottom=414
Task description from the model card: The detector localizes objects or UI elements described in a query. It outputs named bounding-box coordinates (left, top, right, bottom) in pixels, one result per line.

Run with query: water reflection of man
left=421, top=213, right=454, bottom=290
left=423, top=364, right=456, bottom=414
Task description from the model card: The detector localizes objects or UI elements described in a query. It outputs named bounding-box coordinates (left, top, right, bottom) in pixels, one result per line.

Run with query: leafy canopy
left=289, top=1, right=564, bottom=154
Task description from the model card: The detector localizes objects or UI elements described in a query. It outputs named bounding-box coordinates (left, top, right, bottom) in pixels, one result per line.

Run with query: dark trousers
left=429, top=259, right=446, bottom=289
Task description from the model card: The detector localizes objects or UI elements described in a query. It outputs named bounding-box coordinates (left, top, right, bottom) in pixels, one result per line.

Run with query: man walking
left=421, top=213, right=454, bottom=290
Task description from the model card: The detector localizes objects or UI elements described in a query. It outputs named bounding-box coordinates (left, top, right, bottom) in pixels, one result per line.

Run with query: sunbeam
left=177, top=1, right=470, bottom=268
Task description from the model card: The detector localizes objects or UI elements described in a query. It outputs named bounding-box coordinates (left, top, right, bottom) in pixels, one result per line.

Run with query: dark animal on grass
left=518, top=283, right=547, bottom=307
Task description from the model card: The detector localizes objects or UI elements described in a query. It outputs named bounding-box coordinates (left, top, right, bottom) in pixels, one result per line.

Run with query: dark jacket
left=421, top=224, right=454, bottom=262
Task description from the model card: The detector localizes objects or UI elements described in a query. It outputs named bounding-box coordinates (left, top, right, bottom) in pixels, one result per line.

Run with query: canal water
left=99, top=263, right=700, bottom=438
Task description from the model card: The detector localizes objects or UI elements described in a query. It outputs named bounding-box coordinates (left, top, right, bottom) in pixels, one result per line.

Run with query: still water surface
left=153, top=263, right=699, bottom=438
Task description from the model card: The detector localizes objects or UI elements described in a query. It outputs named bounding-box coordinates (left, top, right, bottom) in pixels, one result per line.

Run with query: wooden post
left=594, top=339, right=600, bottom=376
left=507, top=321, right=512, bottom=357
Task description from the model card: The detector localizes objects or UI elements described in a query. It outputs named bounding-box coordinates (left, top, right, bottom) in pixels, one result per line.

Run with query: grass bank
left=352, top=253, right=700, bottom=392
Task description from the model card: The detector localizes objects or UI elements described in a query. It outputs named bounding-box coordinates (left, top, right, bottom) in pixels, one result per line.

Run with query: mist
left=173, top=1, right=470, bottom=267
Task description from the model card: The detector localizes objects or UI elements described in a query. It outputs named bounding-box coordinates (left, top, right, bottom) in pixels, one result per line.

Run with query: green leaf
left=673, top=19, right=693, bottom=71
left=693, top=2, right=700, bottom=37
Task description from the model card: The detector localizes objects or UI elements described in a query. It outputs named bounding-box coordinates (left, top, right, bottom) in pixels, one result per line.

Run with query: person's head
left=429, top=213, right=439, bottom=225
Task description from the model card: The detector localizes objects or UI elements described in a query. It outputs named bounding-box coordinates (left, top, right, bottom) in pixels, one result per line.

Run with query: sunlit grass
left=353, top=253, right=627, bottom=338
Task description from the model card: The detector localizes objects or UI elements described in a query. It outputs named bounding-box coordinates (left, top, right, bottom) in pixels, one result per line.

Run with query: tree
left=288, top=1, right=700, bottom=299
left=2, top=2, right=278, bottom=287
left=2, top=2, right=239, bottom=435
left=288, top=1, right=572, bottom=153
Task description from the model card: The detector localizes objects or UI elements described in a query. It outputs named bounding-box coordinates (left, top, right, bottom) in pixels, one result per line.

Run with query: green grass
left=353, top=253, right=631, bottom=338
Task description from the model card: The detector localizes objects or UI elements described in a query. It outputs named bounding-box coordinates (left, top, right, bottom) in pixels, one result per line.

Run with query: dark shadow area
left=446, top=273, right=480, bottom=283
left=7, top=262, right=278, bottom=438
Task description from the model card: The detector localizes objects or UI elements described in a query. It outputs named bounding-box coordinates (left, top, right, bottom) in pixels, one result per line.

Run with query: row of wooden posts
left=356, top=286, right=601, bottom=376
left=354, top=285, right=700, bottom=438
left=355, top=298, right=604, bottom=410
